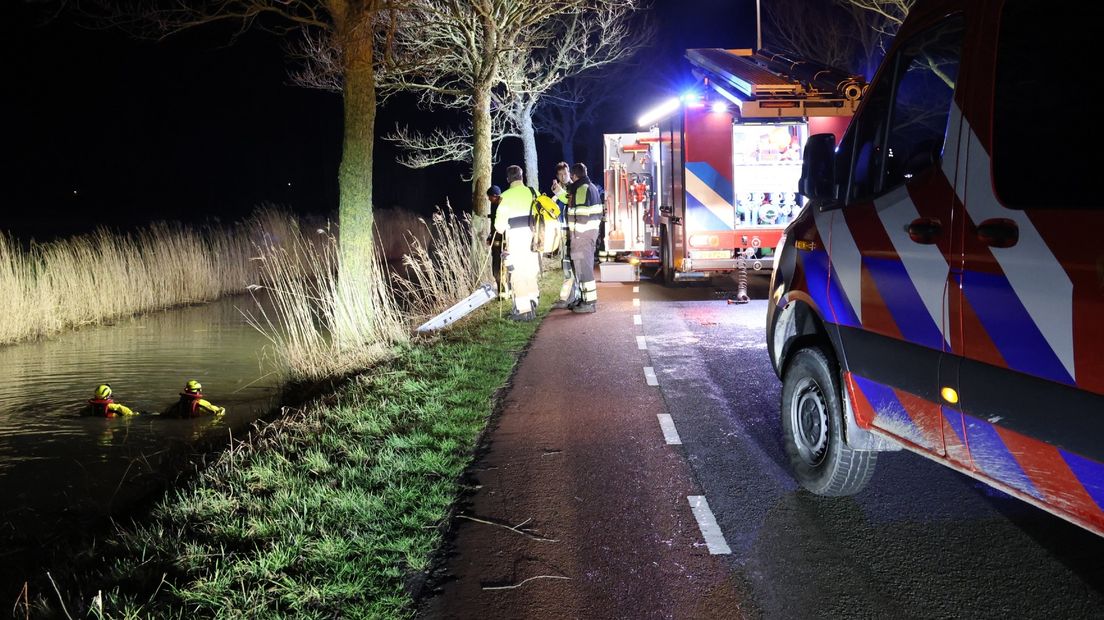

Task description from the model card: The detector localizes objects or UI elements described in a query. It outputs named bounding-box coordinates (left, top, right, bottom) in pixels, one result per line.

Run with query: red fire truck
left=603, top=48, right=864, bottom=284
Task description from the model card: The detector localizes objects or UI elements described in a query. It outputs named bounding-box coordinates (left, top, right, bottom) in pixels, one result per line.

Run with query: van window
left=848, top=16, right=964, bottom=203
left=993, top=3, right=1096, bottom=210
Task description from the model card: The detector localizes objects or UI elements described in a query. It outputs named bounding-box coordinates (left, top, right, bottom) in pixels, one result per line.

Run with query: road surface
left=418, top=272, right=1104, bottom=618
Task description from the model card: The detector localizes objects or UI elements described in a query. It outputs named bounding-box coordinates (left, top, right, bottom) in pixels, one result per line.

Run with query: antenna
left=755, top=0, right=762, bottom=51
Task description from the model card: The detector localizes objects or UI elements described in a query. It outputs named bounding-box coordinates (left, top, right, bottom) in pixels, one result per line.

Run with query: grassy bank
left=59, top=272, right=557, bottom=619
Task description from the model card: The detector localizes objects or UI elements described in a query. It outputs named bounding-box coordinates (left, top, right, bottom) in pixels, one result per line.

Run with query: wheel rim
left=790, top=376, right=829, bottom=467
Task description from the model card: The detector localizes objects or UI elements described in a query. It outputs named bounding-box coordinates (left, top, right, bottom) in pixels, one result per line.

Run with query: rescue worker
left=484, top=185, right=507, bottom=298
left=165, top=379, right=226, bottom=417
left=563, top=162, right=602, bottom=313
left=493, top=165, right=540, bottom=321
left=86, top=384, right=139, bottom=417
left=550, top=161, right=580, bottom=309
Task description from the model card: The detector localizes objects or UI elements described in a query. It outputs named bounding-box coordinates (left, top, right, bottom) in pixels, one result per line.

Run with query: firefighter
left=86, top=384, right=139, bottom=417
left=493, top=165, right=540, bottom=321
left=484, top=185, right=507, bottom=298
left=165, top=380, right=226, bottom=417
left=564, top=162, right=602, bottom=313
left=550, top=161, right=580, bottom=309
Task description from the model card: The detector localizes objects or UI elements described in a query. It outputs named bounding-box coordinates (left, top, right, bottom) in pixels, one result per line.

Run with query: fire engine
left=602, top=48, right=865, bottom=285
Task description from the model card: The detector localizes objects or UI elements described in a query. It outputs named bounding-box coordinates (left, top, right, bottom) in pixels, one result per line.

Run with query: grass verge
left=62, top=270, right=560, bottom=619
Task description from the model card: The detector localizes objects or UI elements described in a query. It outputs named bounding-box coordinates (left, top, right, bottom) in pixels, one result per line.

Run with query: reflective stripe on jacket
left=494, top=182, right=536, bottom=234
left=567, top=177, right=603, bottom=234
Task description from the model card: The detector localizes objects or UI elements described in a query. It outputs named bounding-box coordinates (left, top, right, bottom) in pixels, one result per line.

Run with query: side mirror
left=799, top=133, right=841, bottom=209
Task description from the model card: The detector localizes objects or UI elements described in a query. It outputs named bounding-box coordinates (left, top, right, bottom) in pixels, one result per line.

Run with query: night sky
left=2, top=0, right=756, bottom=240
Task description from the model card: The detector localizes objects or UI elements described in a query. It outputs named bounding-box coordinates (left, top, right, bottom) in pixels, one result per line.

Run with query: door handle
left=976, top=218, right=1018, bottom=248
left=906, top=217, right=942, bottom=244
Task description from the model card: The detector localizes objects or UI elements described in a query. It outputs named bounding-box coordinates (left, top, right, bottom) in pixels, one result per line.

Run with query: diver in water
left=164, top=380, right=226, bottom=417
left=86, top=384, right=140, bottom=417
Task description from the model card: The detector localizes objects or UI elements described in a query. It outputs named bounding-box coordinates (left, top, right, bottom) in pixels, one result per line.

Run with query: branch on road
left=482, top=575, right=573, bottom=591
left=457, top=514, right=559, bottom=542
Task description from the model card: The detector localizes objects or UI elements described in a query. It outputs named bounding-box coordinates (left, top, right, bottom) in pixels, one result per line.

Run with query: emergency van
left=768, top=0, right=1104, bottom=536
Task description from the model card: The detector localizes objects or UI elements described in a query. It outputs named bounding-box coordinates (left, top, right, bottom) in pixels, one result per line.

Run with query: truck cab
left=768, top=0, right=1104, bottom=536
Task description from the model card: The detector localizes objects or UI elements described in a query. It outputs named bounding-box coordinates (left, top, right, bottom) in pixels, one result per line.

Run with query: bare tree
left=844, top=0, right=913, bottom=34
left=86, top=0, right=398, bottom=273
left=382, top=111, right=515, bottom=171
left=764, top=0, right=857, bottom=71
left=533, top=65, right=641, bottom=167
left=496, top=2, right=652, bottom=188
left=764, top=0, right=914, bottom=79
left=840, top=0, right=914, bottom=77
left=377, top=0, right=610, bottom=224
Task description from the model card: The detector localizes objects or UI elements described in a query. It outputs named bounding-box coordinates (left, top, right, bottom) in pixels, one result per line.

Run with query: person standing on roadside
left=485, top=185, right=506, bottom=298
left=550, top=161, right=580, bottom=309
left=493, top=165, right=540, bottom=321
left=563, top=162, right=602, bottom=313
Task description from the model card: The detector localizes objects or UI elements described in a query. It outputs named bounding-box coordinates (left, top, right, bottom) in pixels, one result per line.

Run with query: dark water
left=0, top=295, right=282, bottom=587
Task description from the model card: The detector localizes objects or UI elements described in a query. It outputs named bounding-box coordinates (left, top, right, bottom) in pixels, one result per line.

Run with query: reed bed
left=391, top=208, right=493, bottom=323
left=246, top=206, right=492, bottom=381
left=0, top=208, right=301, bottom=346
left=244, top=226, right=409, bottom=382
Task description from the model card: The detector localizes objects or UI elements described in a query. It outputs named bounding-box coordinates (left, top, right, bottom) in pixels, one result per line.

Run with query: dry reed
left=391, top=208, right=493, bottom=324
left=245, top=206, right=494, bottom=381
left=0, top=207, right=300, bottom=346
left=243, top=225, right=408, bottom=381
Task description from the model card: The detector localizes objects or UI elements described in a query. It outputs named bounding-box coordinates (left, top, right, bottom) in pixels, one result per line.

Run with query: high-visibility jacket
left=493, top=181, right=536, bottom=239
left=567, top=176, right=603, bottom=235
left=492, top=181, right=541, bottom=314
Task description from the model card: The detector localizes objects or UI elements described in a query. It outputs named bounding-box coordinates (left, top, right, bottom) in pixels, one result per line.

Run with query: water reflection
left=0, top=294, right=280, bottom=563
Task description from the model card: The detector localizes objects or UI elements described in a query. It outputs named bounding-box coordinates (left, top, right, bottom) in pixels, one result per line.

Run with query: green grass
left=73, top=271, right=560, bottom=620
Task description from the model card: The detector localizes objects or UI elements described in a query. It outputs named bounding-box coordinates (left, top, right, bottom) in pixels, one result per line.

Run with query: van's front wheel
left=781, top=347, right=877, bottom=496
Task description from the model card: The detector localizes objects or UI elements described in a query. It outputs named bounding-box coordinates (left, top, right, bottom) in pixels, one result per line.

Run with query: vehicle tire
left=781, top=346, right=877, bottom=496
left=659, top=225, right=674, bottom=286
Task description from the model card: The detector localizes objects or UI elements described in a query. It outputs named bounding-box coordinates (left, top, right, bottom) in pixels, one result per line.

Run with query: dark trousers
left=491, top=239, right=503, bottom=293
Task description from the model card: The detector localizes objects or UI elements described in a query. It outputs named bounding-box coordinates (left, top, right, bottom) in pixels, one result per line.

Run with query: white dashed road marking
left=633, top=298, right=640, bottom=307
left=644, top=366, right=659, bottom=386
left=687, top=496, right=731, bottom=554
left=633, top=286, right=639, bottom=293
left=657, top=414, right=682, bottom=445
left=634, top=315, right=642, bottom=325
left=636, top=336, right=647, bottom=350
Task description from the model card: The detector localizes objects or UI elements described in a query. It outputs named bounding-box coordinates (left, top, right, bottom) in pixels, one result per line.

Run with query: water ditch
left=0, top=294, right=283, bottom=589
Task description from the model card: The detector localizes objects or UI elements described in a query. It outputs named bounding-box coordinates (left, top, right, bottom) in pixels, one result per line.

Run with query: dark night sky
left=1, top=0, right=756, bottom=240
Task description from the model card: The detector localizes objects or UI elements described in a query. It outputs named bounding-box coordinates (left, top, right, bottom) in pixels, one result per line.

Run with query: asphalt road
left=641, top=274, right=1104, bottom=618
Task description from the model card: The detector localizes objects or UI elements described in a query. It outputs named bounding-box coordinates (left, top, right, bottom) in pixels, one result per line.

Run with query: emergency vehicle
left=602, top=48, right=864, bottom=284
left=769, top=0, right=1104, bottom=536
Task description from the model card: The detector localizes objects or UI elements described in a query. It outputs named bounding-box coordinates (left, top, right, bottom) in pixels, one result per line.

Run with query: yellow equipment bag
left=530, top=192, right=563, bottom=254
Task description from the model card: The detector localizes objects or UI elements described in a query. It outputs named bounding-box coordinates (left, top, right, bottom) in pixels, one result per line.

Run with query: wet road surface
left=641, top=278, right=1104, bottom=618
left=422, top=270, right=1104, bottom=619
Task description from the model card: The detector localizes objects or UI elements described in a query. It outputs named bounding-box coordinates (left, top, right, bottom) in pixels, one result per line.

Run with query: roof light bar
left=637, top=97, right=681, bottom=128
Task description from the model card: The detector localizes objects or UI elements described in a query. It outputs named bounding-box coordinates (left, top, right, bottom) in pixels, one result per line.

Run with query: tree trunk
left=471, top=89, right=494, bottom=217
left=519, top=103, right=539, bottom=190
left=470, top=86, right=493, bottom=250
left=338, top=22, right=377, bottom=275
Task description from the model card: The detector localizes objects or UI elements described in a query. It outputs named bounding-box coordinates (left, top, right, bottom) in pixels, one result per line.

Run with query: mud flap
left=840, top=373, right=901, bottom=452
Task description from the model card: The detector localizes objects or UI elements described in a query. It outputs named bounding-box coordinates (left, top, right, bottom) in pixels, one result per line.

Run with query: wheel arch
left=771, top=296, right=899, bottom=453
left=769, top=294, right=834, bottom=379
